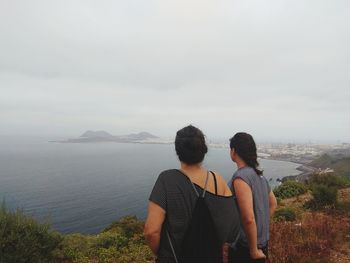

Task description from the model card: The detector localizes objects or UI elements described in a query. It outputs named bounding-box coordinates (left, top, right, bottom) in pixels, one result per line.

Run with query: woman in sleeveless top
left=228, top=132, right=277, bottom=263
left=144, top=125, right=240, bottom=263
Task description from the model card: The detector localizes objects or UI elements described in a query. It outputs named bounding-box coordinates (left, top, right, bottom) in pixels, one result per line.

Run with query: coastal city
left=207, top=140, right=350, bottom=181
left=208, top=141, right=350, bottom=163
left=257, top=142, right=350, bottom=164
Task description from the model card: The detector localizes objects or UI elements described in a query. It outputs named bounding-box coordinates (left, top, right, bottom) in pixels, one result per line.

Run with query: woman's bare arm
left=234, top=179, right=266, bottom=259
left=269, top=190, right=278, bottom=217
left=144, top=201, right=166, bottom=255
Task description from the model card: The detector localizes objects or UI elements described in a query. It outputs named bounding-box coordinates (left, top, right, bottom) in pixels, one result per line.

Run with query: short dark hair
left=230, top=132, right=263, bottom=175
left=175, top=125, right=208, bottom=165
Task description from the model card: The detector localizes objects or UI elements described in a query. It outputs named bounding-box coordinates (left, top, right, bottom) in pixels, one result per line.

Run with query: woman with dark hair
left=144, top=125, right=240, bottom=263
left=228, top=132, right=277, bottom=263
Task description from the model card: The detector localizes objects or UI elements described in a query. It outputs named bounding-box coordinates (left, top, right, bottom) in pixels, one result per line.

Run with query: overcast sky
left=0, top=0, right=349, bottom=142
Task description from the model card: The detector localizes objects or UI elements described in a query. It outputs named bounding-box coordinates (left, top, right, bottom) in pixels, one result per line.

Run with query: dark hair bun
left=175, top=125, right=208, bottom=165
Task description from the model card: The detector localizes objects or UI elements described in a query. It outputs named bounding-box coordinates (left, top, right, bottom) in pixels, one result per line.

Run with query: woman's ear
left=230, top=148, right=235, bottom=160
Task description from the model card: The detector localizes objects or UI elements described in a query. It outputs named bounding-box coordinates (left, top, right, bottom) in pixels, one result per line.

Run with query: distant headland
left=52, top=130, right=164, bottom=144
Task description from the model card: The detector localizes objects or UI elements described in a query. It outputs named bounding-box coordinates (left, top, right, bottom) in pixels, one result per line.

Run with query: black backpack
left=167, top=171, right=222, bottom=263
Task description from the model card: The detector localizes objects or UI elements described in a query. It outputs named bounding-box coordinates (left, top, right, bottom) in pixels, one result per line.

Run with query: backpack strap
left=166, top=230, right=179, bottom=263
left=201, top=171, right=210, bottom=198
left=189, top=180, right=200, bottom=197
left=210, top=171, right=218, bottom=195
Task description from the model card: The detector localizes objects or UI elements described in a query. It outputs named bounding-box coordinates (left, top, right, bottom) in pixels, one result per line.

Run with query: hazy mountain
left=58, top=130, right=159, bottom=143
left=120, top=132, right=158, bottom=140
left=80, top=130, right=114, bottom=138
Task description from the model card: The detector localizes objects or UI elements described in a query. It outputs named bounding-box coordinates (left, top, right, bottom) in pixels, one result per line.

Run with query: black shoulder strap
left=166, top=230, right=179, bottom=263
left=201, top=171, right=210, bottom=197
left=210, top=171, right=218, bottom=195
left=188, top=171, right=210, bottom=198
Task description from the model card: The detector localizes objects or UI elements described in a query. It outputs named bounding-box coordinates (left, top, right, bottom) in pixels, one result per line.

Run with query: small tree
left=305, top=184, right=338, bottom=209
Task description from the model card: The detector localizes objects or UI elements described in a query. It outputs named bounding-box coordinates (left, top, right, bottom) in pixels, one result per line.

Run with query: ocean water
left=0, top=137, right=300, bottom=234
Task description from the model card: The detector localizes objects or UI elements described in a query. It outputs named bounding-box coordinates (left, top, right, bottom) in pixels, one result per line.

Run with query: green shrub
left=57, top=233, right=94, bottom=261
left=94, top=231, right=128, bottom=249
left=273, top=208, right=297, bottom=222
left=103, top=215, right=143, bottom=238
left=117, top=242, right=155, bottom=263
left=305, top=184, right=338, bottom=209
left=273, top=181, right=308, bottom=199
left=91, top=247, right=120, bottom=263
left=0, top=203, right=62, bottom=263
left=337, top=175, right=350, bottom=188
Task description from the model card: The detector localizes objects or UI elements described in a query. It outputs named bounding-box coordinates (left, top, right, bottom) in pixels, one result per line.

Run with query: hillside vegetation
left=1, top=173, right=350, bottom=263
left=271, top=173, right=350, bottom=263
left=310, top=153, right=350, bottom=176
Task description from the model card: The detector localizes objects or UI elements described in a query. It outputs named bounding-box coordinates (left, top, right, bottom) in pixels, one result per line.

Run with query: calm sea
left=0, top=136, right=301, bottom=234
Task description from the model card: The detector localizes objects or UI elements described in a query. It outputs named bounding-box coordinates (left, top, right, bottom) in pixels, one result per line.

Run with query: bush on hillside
left=0, top=203, right=62, bottom=263
left=273, top=181, right=307, bottom=199
left=338, top=175, right=350, bottom=187
left=305, top=184, right=338, bottom=210
left=56, top=233, right=93, bottom=262
left=103, top=215, right=144, bottom=238
left=273, top=208, right=297, bottom=222
left=94, top=231, right=128, bottom=249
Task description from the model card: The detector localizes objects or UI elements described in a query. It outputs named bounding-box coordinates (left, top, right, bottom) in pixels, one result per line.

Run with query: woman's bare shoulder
left=211, top=171, right=232, bottom=197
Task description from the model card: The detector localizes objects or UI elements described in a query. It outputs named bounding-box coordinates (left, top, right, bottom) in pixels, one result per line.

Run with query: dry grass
left=269, top=187, right=350, bottom=263
left=269, top=212, right=350, bottom=263
left=338, top=188, right=350, bottom=203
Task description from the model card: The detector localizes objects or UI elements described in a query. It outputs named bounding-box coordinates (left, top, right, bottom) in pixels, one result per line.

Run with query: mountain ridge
left=57, top=130, right=159, bottom=143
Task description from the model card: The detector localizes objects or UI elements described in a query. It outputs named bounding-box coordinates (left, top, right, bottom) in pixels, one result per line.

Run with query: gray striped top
left=228, top=166, right=271, bottom=248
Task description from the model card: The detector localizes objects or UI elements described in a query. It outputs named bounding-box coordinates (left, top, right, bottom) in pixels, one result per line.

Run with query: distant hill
left=80, top=130, right=114, bottom=138
left=58, top=130, right=159, bottom=143
left=309, top=153, right=350, bottom=176
left=119, top=132, right=158, bottom=140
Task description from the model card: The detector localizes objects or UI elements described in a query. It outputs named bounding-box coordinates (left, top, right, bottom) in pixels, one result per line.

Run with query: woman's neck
left=235, top=158, right=247, bottom=169
left=180, top=163, right=207, bottom=179
left=180, top=162, right=207, bottom=184
left=180, top=162, right=203, bottom=172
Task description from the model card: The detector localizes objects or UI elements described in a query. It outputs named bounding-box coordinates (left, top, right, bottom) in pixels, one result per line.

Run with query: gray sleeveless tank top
left=228, top=166, right=271, bottom=247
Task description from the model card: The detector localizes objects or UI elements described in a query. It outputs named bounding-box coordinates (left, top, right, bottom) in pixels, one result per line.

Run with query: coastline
left=259, top=155, right=317, bottom=183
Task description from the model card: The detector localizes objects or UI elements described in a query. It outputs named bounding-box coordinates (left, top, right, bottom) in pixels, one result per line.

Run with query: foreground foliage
left=0, top=204, right=62, bottom=263
left=0, top=206, right=154, bottom=263
left=57, top=216, right=155, bottom=263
